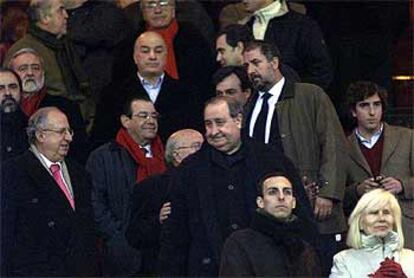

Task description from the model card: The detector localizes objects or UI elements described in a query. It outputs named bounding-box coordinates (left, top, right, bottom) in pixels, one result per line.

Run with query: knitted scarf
left=115, top=128, right=166, bottom=182
left=28, top=23, right=90, bottom=101
left=148, top=19, right=179, bottom=80
left=20, top=87, right=47, bottom=117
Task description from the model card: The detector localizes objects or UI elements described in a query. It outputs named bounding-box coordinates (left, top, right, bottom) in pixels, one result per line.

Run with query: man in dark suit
left=159, top=96, right=315, bottom=276
left=242, top=40, right=347, bottom=275
left=344, top=81, right=414, bottom=249
left=91, top=31, right=201, bottom=148
left=1, top=107, right=97, bottom=276
left=8, top=47, right=88, bottom=163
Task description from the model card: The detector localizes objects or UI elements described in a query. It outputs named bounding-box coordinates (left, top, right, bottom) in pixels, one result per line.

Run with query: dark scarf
left=115, top=128, right=167, bottom=182
left=28, top=23, right=90, bottom=101
left=251, top=209, right=313, bottom=276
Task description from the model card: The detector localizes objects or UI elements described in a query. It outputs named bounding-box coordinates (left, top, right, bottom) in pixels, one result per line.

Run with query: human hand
left=159, top=202, right=171, bottom=224
left=380, top=177, right=403, bottom=194
left=356, top=177, right=381, bottom=196
left=314, top=196, right=333, bottom=221
left=368, top=257, right=407, bottom=278
left=302, top=176, right=319, bottom=203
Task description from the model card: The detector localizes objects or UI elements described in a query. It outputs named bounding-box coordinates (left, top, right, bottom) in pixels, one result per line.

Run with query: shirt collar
left=254, top=0, right=289, bottom=24
left=38, top=152, right=62, bottom=169
left=137, top=72, right=165, bottom=88
left=259, top=77, right=285, bottom=99
left=355, top=123, right=384, bottom=144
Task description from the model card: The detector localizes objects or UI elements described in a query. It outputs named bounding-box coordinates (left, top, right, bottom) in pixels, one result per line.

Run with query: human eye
left=9, top=84, right=19, bottom=89
left=0, top=85, right=5, bottom=92
left=283, top=188, right=293, bottom=195
left=32, top=64, right=41, bottom=71
left=382, top=209, right=391, bottom=215
left=140, top=47, right=150, bottom=53
left=216, top=91, right=224, bottom=96
left=204, top=120, right=212, bottom=128
left=358, top=102, right=369, bottom=108
left=215, top=119, right=226, bottom=127
left=267, top=188, right=277, bottom=195
left=18, top=65, right=28, bottom=72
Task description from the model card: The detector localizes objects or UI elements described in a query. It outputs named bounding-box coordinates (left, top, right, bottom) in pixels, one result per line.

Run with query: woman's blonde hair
left=346, top=189, right=404, bottom=249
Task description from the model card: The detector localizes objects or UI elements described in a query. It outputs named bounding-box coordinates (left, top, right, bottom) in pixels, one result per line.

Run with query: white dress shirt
left=138, top=73, right=165, bottom=103
left=249, top=77, right=285, bottom=144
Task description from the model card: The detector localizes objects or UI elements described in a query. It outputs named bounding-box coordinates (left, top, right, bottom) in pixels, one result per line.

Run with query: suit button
left=231, top=223, right=239, bottom=230
left=31, top=198, right=39, bottom=203
left=227, top=184, right=234, bottom=191
left=48, top=221, right=55, bottom=227
left=202, top=257, right=211, bottom=265
left=6, top=146, right=12, bottom=152
left=280, top=134, right=286, bottom=138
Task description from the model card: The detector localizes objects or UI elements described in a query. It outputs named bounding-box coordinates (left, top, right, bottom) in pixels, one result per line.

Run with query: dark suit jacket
left=1, top=150, right=98, bottom=276
left=91, top=74, right=202, bottom=148
left=159, top=140, right=316, bottom=276
left=345, top=124, right=414, bottom=248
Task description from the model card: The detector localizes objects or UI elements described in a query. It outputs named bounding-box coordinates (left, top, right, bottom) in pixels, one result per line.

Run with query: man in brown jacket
left=344, top=81, right=414, bottom=249
left=242, top=40, right=347, bottom=275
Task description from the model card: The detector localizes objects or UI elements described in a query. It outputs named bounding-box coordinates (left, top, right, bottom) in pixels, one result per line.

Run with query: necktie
left=253, top=92, right=271, bottom=143
left=50, top=164, right=75, bottom=209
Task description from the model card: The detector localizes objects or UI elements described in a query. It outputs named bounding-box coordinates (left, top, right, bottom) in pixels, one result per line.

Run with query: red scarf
left=20, top=87, right=47, bottom=117
left=148, top=19, right=179, bottom=79
left=116, top=128, right=167, bottom=182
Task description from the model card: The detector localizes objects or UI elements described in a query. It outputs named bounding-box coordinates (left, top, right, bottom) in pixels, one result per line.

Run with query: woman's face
left=361, top=204, right=394, bottom=237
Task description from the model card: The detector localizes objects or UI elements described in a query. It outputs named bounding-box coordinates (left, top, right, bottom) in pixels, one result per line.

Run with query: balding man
left=126, top=129, right=204, bottom=275
left=3, top=0, right=92, bottom=124
left=1, top=107, right=97, bottom=276
left=92, top=31, right=200, bottom=147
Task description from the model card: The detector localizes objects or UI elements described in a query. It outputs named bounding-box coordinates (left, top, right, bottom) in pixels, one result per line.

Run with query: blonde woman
left=330, top=189, right=414, bottom=277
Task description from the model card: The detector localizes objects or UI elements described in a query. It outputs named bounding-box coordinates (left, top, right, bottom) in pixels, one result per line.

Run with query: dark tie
left=253, top=92, right=271, bottom=143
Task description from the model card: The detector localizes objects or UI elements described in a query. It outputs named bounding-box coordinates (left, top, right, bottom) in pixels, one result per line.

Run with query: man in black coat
left=91, top=31, right=201, bottom=148
left=220, top=171, right=321, bottom=276
left=0, top=68, right=28, bottom=162
left=1, top=107, right=97, bottom=276
left=158, top=96, right=316, bottom=276
left=8, top=47, right=88, bottom=164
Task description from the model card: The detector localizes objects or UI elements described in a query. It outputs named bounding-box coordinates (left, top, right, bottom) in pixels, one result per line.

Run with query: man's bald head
left=133, top=31, right=167, bottom=78
left=165, top=129, right=204, bottom=167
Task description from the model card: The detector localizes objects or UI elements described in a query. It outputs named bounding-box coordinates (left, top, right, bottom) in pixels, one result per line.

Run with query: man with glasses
left=1, top=107, right=98, bottom=276
left=0, top=68, right=28, bottom=162
left=86, top=96, right=166, bottom=276
left=8, top=48, right=88, bottom=164
left=126, top=128, right=204, bottom=275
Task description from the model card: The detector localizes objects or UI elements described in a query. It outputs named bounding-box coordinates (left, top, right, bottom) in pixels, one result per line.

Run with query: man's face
left=123, top=100, right=159, bottom=146
left=216, top=34, right=243, bottom=67
left=352, top=93, right=383, bottom=135
left=42, top=0, right=68, bottom=38
left=257, top=176, right=296, bottom=220
left=11, top=52, right=45, bottom=94
left=243, top=48, right=279, bottom=92
left=141, top=0, right=175, bottom=29
left=134, top=32, right=167, bottom=77
left=204, top=100, right=242, bottom=155
left=216, top=74, right=251, bottom=105
left=0, top=71, right=21, bottom=113
left=173, top=132, right=204, bottom=166
left=242, top=0, right=272, bottom=13
left=361, top=204, right=394, bottom=238
left=37, top=109, right=73, bottom=162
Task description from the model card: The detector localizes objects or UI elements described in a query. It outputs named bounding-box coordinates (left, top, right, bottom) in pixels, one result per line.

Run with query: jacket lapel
left=381, top=124, right=399, bottom=170
left=348, top=133, right=372, bottom=175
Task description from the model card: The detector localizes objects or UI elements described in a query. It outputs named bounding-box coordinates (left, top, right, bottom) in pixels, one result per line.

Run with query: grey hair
left=26, top=107, right=57, bottom=144
left=8, top=47, right=45, bottom=69
left=27, top=0, right=53, bottom=23
left=164, top=135, right=179, bottom=167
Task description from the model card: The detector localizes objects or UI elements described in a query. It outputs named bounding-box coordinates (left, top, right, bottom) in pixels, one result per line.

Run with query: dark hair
left=346, top=81, right=388, bottom=112
left=0, top=67, right=23, bottom=92
left=204, top=95, right=244, bottom=118
left=256, top=171, right=292, bottom=197
left=217, top=24, right=254, bottom=48
left=243, top=40, right=282, bottom=63
left=212, top=66, right=252, bottom=92
left=121, top=95, right=152, bottom=118
left=27, top=0, right=52, bottom=23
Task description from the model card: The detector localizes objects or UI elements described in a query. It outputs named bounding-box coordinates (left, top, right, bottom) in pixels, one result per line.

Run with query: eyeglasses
left=132, top=111, right=160, bottom=121
left=143, top=0, right=171, bottom=9
left=175, top=142, right=202, bottom=152
left=42, top=127, right=74, bottom=136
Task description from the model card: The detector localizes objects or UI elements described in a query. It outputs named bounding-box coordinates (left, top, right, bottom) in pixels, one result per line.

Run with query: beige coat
left=345, top=124, right=414, bottom=249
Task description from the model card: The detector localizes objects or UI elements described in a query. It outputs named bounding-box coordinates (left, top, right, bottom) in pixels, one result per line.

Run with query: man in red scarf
left=8, top=47, right=88, bottom=164
left=86, top=96, right=166, bottom=276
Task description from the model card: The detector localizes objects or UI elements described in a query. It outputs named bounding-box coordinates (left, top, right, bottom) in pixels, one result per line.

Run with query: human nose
left=63, top=9, right=69, bottom=19
left=149, top=50, right=157, bottom=59
left=64, top=131, right=73, bottom=142
left=216, top=52, right=222, bottom=62
left=368, top=104, right=376, bottom=115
